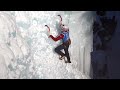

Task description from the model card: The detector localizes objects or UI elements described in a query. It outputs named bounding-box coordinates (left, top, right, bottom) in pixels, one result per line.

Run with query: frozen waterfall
left=0, top=11, right=94, bottom=79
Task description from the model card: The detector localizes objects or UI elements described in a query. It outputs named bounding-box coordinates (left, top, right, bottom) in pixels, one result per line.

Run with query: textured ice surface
left=0, top=11, right=94, bottom=79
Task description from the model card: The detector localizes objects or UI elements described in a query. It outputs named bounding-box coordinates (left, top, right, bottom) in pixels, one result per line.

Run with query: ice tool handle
left=45, top=25, right=50, bottom=32
left=58, top=15, right=62, bottom=22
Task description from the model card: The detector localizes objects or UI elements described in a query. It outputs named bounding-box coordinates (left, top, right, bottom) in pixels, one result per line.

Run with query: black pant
left=55, top=43, right=70, bottom=62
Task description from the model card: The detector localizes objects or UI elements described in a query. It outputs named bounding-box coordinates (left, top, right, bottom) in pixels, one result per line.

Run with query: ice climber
left=45, top=15, right=71, bottom=63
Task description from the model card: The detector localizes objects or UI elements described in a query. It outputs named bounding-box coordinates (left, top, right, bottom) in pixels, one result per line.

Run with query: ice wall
left=68, top=11, right=94, bottom=77
left=0, top=11, right=94, bottom=79
left=0, top=12, right=30, bottom=79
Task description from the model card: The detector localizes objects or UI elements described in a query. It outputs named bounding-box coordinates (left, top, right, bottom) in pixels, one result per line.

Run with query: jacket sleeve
left=49, top=34, right=64, bottom=41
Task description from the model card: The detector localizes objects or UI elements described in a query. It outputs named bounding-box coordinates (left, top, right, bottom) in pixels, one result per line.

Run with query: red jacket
left=49, top=34, right=64, bottom=41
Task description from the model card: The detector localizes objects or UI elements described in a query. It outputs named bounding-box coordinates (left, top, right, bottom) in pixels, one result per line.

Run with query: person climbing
left=46, top=15, right=71, bottom=63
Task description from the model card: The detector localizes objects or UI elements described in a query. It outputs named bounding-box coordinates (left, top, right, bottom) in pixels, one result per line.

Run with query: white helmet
left=61, top=24, right=69, bottom=31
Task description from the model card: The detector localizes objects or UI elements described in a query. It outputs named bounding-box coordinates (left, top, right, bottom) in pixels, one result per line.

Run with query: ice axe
left=45, top=25, right=50, bottom=37
left=57, top=15, right=62, bottom=22
left=45, top=25, right=50, bottom=32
